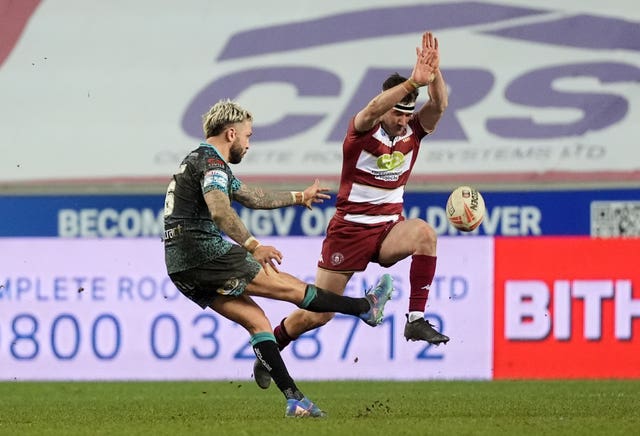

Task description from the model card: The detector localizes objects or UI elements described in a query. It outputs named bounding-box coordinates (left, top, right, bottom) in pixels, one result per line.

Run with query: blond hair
left=202, top=99, right=253, bottom=138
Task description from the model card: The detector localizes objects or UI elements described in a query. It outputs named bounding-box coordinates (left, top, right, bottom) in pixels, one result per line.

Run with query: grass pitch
left=0, top=380, right=638, bottom=435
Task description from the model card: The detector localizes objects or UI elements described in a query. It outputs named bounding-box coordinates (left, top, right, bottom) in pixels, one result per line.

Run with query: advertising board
left=493, top=237, right=640, bottom=379
left=1, top=188, right=639, bottom=237
left=0, top=237, right=493, bottom=380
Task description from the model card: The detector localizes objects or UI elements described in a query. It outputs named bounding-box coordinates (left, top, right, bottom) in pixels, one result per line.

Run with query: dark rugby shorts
left=318, top=214, right=402, bottom=272
left=169, top=245, right=261, bottom=308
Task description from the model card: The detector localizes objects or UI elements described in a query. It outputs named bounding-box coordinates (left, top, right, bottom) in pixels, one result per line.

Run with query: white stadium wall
left=0, top=0, right=639, bottom=185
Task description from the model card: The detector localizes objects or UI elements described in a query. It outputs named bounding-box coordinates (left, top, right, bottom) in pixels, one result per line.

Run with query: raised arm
left=354, top=31, right=440, bottom=132
left=416, top=33, right=448, bottom=133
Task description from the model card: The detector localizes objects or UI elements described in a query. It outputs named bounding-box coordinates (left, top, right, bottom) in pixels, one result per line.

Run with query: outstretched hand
left=411, top=31, right=440, bottom=86
left=301, top=179, right=331, bottom=210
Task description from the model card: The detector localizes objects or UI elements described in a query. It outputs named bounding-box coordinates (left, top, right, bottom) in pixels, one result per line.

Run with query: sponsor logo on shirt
left=203, top=169, right=229, bottom=190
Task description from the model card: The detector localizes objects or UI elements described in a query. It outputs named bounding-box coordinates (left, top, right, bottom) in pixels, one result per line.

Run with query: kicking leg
left=244, top=267, right=390, bottom=325
left=274, top=270, right=352, bottom=349
left=253, top=270, right=394, bottom=389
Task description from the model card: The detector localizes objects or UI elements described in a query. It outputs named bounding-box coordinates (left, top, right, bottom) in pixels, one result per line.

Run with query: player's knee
left=415, top=220, right=437, bottom=252
left=244, top=316, right=273, bottom=335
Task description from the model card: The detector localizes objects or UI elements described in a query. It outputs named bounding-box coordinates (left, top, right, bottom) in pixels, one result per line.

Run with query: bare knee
left=242, top=315, right=273, bottom=336
left=415, top=220, right=437, bottom=254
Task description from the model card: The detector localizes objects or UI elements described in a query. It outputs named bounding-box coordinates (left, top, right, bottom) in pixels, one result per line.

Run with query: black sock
left=251, top=333, right=304, bottom=400
left=300, top=285, right=369, bottom=314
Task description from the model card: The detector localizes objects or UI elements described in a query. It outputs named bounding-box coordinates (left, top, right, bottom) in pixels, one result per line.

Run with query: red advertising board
left=494, top=237, right=640, bottom=379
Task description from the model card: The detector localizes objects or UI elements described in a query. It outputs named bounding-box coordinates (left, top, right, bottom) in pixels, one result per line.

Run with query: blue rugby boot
left=359, top=273, right=393, bottom=326
left=285, top=397, right=327, bottom=418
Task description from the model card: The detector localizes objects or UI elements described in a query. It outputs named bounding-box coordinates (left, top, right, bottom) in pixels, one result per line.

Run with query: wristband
left=290, top=191, right=305, bottom=205
left=243, top=236, right=261, bottom=253
left=402, top=81, right=415, bottom=93
left=407, top=78, right=423, bottom=89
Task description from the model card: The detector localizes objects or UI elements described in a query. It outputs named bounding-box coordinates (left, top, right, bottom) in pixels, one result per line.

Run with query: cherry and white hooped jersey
left=335, top=116, right=428, bottom=225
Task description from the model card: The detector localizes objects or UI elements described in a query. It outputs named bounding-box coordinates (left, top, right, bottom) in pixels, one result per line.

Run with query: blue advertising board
left=0, top=188, right=638, bottom=237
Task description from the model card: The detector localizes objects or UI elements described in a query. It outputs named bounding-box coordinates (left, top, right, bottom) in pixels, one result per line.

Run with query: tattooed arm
left=234, top=179, right=331, bottom=210
left=204, top=189, right=284, bottom=271
left=204, top=189, right=253, bottom=244
left=234, top=184, right=294, bottom=209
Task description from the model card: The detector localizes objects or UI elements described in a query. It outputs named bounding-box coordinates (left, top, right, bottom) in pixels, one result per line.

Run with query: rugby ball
left=446, top=186, right=485, bottom=232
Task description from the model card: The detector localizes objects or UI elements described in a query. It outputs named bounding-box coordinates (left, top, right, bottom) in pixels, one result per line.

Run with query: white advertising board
left=0, top=237, right=494, bottom=380
left=0, top=0, right=639, bottom=184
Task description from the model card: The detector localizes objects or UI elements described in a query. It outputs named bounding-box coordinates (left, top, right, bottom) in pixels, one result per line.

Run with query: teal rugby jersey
left=163, top=143, right=242, bottom=273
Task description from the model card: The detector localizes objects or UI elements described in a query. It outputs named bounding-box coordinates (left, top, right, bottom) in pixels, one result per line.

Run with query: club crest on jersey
left=377, top=151, right=405, bottom=170
left=330, top=252, right=344, bottom=266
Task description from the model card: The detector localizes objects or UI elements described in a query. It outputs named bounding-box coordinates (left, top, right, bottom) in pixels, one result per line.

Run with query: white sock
left=407, top=311, right=424, bottom=323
